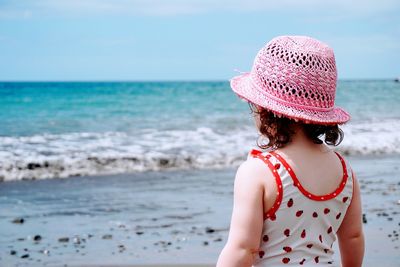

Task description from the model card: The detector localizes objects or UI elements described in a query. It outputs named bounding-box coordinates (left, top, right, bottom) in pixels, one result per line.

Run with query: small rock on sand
left=363, top=214, right=368, bottom=224
left=58, top=237, right=69, bottom=243
left=12, top=218, right=24, bottom=224
left=102, top=234, right=113, bottom=240
left=205, top=227, right=215, bottom=234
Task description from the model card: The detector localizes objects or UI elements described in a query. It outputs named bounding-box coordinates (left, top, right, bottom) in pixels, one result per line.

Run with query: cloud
left=0, top=0, right=399, bottom=19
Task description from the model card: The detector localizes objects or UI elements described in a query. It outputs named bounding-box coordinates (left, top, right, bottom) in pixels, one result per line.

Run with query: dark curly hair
left=249, top=103, right=344, bottom=149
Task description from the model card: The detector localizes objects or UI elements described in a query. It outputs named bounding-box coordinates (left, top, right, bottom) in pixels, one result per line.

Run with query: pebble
left=118, top=244, right=126, bottom=253
left=205, top=227, right=215, bottom=234
left=58, top=237, right=69, bottom=243
left=12, top=218, right=24, bottom=224
left=102, top=234, right=113, bottom=240
left=362, top=214, right=368, bottom=224
left=73, top=237, right=81, bottom=244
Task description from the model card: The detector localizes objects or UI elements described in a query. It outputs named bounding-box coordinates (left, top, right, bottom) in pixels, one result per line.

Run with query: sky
left=0, top=0, right=399, bottom=81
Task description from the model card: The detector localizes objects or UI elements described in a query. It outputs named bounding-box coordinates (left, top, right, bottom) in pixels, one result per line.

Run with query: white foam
left=339, top=118, right=400, bottom=155
left=1, top=119, right=399, bottom=181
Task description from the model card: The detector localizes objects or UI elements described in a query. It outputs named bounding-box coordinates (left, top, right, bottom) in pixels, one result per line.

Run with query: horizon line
left=0, top=78, right=398, bottom=83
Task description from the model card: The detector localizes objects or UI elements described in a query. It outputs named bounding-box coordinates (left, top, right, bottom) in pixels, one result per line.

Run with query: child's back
left=216, top=36, right=364, bottom=267
left=250, top=143, right=357, bottom=266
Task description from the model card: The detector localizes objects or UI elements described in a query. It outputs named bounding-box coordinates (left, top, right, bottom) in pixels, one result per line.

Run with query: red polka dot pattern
left=287, top=198, right=293, bottom=207
left=301, top=229, right=306, bottom=238
left=283, top=246, right=292, bottom=252
left=284, top=229, right=290, bottom=237
left=249, top=149, right=354, bottom=266
left=259, top=250, right=265, bottom=258
left=296, top=210, right=303, bottom=217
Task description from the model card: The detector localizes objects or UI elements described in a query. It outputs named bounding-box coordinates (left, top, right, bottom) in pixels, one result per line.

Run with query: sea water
left=1, top=80, right=399, bottom=181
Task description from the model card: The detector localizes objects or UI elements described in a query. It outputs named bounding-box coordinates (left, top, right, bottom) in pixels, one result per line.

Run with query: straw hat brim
left=230, top=72, right=350, bottom=125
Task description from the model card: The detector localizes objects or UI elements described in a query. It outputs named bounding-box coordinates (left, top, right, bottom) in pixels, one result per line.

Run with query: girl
left=216, top=36, right=364, bottom=266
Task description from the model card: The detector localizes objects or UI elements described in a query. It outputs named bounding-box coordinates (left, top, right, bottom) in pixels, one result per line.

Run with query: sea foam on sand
left=1, top=119, right=400, bottom=181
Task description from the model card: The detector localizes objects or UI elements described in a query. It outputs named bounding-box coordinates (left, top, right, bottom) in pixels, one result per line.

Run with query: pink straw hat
left=230, top=35, right=350, bottom=125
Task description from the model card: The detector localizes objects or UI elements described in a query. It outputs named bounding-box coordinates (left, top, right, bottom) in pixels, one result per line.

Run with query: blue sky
left=0, top=0, right=399, bottom=81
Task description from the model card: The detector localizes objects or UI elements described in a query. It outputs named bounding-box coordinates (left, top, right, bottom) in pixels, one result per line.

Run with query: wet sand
left=75, top=265, right=212, bottom=267
left=0, top=155, right=399, bottom=267
left=76, top=265, right=212, bottom=267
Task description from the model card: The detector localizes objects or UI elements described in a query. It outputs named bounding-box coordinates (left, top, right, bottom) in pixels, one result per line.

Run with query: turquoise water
left=0, top=80, right=400, bottom=181
left=0, top=82, right=244, bottom=136
left=2, top=80, right=399, bottom=136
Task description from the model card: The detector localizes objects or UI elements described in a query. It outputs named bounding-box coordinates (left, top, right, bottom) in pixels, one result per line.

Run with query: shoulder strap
left=248, top=149, right=283, bottom=220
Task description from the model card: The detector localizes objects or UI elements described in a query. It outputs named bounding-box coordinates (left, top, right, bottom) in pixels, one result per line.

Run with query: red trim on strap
left=250, top=149, right=262, bottom=157
left=269, top=151, right=348, bottom=201
left=250, top=150, right=283, bottom=221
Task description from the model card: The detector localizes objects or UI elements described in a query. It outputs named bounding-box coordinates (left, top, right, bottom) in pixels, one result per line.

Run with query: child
left=216, top=36, right=364, bottom=266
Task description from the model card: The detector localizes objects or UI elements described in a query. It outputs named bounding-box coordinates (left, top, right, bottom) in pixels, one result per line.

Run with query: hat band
left=250, top=77, right=334, bottom=112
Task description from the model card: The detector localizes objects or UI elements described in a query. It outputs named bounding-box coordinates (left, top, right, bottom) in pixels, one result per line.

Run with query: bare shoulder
left=234, top=157, right=274, bottom=188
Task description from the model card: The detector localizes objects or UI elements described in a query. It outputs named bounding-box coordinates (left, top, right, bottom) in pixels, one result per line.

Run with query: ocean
left=1, top=81, right=400, bottom=266
left=1, top=80, right=400, bottom=182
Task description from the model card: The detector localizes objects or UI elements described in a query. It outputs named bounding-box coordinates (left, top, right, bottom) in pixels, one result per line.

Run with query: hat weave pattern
left=231, top=36, right=350, bottom=124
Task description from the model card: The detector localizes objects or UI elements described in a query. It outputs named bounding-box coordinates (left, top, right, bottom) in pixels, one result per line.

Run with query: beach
left=0, top=155, right=399, bottom=267
left=0, top=81, right=400, bottom=266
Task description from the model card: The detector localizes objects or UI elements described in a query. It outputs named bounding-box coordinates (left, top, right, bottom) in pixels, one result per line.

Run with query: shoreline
left=2, top=152, right=399, bottom=184
left=1, top=155, right=399, bottom=267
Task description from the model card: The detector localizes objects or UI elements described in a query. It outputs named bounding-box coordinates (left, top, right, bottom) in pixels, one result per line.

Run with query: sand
left=1, top=155, right=399, bottom=267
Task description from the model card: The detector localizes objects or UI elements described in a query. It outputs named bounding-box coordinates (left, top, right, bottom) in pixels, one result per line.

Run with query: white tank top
left=250, top=149, right=354, bottom=267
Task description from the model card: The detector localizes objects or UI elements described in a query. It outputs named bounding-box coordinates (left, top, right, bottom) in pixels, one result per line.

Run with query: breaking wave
left=1, top=119, right=399, bottom=181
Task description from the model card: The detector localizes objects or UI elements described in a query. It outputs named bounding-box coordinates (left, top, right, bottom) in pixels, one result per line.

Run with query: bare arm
left=337, top=172, right=365, bottom=267
left=216, top=159, right=267, bottom=267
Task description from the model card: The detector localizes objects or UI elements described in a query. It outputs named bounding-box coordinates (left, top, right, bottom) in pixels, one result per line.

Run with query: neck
left=278, top=124, right=330, bottom=154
